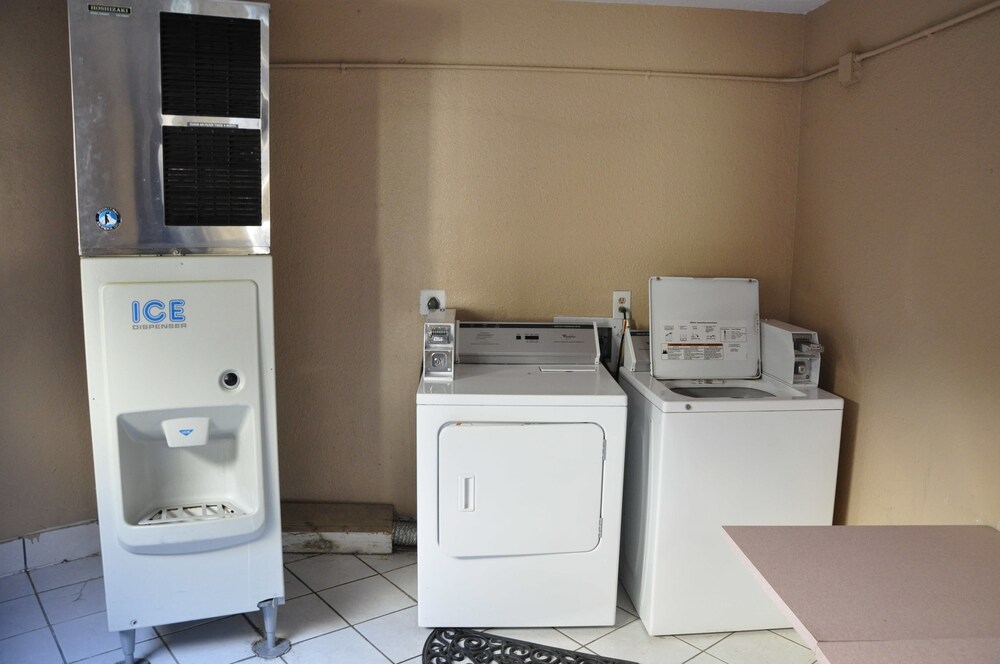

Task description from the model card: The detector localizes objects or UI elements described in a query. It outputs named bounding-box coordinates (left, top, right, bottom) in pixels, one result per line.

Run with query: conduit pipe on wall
left=272, top=0, right=1000, bottom=84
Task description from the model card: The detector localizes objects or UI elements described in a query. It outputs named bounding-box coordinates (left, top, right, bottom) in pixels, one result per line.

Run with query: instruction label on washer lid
left=659, top=320, right=750, bottom=361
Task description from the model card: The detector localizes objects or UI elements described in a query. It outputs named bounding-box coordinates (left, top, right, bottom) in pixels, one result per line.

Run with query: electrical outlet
left=420, top=289, right=446, bottom=315
left=613, top=290, right=631, bottom=318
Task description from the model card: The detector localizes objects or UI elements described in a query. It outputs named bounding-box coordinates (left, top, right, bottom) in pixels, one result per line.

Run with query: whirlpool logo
left=131, top=299, right=187, bottom=330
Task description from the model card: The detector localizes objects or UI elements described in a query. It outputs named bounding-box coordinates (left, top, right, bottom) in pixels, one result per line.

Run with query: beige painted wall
left=268, top=0, right=803, bottom=517
left=0, top=1, right=96, bottom=540
left=792, top=0, right=1000, bottom=526
left=0, top=0, right=804, bottom=538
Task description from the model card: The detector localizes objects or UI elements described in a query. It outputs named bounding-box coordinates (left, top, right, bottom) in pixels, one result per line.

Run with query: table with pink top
left=722, top=525, right=1000, bottom=664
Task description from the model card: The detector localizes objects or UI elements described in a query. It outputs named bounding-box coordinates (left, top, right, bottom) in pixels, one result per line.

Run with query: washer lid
left=649, top=277, right=760, bottom=380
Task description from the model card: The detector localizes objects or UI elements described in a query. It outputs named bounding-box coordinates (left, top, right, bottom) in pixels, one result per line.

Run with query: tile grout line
left=270, top=623, right=354, bottom=652
left=353, top=551, right=419, bottom=577
left=555, top=619, right=628, bottom=650
left=354, top=553, right=383, bottom=576
left=29, top=555, right=103, bottom=593
left=356, top=589, right=420, bottom=651
left=283, top=559, right=379, bottom=594
left=302, top=557, right=416, bottom=625
left=684, top=649, right=728, bottom=664
left=294, top=566, right=353, bottom=628
left=694, top=630, right=737, bottom=662
left=709, top=631, right=735, bottom=649
left=350, top=601, right=416, bottom=628
left=552, top=628, right=590, bottom=649
left=617, top=586, right=640, bottom=619
left=240, top=609, right=265, bottom=641
left=282, top=563, right=313, bottom=600
left=345, top=555, right=419, bottom=663
left=551, top=599, right=643, bottom=651
left=674, top=631, right=731, bottom=653
left=35, top=578, right=109, bottom=631
left=769, top=628, right=814, bottom=651
left=282, top=552, right=322, bottom=565
left=25, top=567, right=70, bottom=664
left=350, top=624, right=396, bottom=664
left=156, top=632, right=182, bottom=664
left=379, top=564, right=417, bottom=602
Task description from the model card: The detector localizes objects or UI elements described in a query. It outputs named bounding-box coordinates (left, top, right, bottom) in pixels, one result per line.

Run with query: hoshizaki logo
left=131, top=299, right=187, bottom=330
left=95, top=207, right=121, bottom=231
left=87, top=4, right=131, bottom=16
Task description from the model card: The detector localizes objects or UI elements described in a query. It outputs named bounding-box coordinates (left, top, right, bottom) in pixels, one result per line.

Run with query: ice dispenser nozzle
left=162, top=417, right=211, bottom=447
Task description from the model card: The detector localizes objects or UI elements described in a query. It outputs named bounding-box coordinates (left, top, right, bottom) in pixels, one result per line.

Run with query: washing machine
left=416, top=322, right=627, bottom=627
left=618, top=277, right=843, bottom=636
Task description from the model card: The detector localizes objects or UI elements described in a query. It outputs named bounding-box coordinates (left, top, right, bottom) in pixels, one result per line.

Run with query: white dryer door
left=438, top=422, right=605, bottom=558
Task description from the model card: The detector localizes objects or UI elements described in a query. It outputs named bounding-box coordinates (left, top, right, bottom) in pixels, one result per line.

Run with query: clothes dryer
left=618, top=278, right=843, bottom=636
left=416, top=323, right=627, bottom=627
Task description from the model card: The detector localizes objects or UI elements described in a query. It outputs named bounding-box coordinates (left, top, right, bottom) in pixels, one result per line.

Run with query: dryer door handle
left=460, top=475, right=475, bottom=512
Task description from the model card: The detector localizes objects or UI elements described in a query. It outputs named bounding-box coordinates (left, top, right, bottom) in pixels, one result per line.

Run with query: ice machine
left=68, top=1, right=286, bottom=662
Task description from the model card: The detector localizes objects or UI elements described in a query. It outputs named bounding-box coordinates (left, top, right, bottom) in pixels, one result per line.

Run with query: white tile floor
left=0, top=550, right=817, bottom=664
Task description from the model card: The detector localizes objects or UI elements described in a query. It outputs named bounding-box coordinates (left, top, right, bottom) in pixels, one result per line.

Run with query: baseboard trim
left=281, top=501, right=393, bottom=555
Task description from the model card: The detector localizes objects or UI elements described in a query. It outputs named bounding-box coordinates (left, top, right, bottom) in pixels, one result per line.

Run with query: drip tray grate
left=139, top=502, right=245, bottom=525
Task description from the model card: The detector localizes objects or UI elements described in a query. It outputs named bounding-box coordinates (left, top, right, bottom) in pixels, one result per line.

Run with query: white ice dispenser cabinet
left=69, top=1, right=287, bottom=662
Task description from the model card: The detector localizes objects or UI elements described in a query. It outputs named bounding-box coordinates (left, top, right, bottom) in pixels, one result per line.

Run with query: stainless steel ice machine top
left=68, top=0, right=271, bottom=256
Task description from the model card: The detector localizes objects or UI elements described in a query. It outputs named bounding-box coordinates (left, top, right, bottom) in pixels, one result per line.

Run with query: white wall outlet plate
left=420, top=289, right=447, bottom=315
left=613, top=290, right=632, bottom=318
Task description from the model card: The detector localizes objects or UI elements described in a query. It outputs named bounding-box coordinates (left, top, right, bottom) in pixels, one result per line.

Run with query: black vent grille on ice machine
left=160, top=12, right=261, bottom=118
left=162, top=127, right=262, bottom=227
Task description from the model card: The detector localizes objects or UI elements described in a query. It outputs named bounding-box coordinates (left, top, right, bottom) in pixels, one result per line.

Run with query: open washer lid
left=649, top=277, right=760, bottom=380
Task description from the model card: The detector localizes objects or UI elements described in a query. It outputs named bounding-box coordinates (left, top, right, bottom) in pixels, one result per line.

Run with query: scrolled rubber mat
left=423, top=627, right=639, bottom=664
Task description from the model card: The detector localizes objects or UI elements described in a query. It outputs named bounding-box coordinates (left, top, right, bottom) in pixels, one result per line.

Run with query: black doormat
left=423, top=627, right=639, bottom=664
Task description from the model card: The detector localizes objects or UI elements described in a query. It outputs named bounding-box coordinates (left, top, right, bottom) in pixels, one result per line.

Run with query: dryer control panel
left=457, top=323, right=599, bottom=365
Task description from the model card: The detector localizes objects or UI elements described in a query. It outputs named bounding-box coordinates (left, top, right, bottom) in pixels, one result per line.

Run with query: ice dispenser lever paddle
left=162, top=417, right=211, bottom=447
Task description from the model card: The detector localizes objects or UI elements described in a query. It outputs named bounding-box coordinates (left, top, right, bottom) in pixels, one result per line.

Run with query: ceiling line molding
left=562, top=0, right=829, bottom=15
left=274, top=1, right=1000, bottom=85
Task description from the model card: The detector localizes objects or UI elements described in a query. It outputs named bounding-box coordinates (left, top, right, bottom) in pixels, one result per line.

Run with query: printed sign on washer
left=648, top=276, right=760, bottom=380
left=660, top=320, right=749, bottom=361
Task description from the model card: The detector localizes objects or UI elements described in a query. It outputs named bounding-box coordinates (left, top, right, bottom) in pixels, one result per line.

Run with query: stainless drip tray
left=139, top=502, right=245, bottom=525
left=670, top=386, right=776, bottom=399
